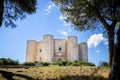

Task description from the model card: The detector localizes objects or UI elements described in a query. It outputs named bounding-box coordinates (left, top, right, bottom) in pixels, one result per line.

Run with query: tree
left=52, top=0, right=120, bottom=67
left=0, top=0, right=37, bottom=27
left=108, top=28, right=120, bottom=80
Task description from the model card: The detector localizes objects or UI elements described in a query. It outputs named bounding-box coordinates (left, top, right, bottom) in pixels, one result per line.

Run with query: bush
left=66, top=62, right=72, bottom=66
left=52, top=61, right=60, bottom=65
left=79, top=61, right=95, bottom=66
left=87, top=62, right=95, bottom=66
left=72, top=60, right=80, bottom=66
left=41, top=62, right=50, bottom=66
left=60, top=60, right=68, bottom=66
left=100, top=62, right=108, bottom=67
left=0, top=58, right=19, bottom=65
left=22, top=62, right=35, bottom=66
left=52, top=60, right=68, bottom=66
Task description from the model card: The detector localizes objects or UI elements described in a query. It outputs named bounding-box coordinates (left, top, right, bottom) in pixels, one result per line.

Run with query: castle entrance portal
left=55, top=52, right=66, bottom=61
left=58, top=58, right=62, bottom=61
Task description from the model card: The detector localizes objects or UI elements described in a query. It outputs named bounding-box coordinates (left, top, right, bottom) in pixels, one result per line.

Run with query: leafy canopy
left=0, top=0, right=37, bottom=27
left=52, top=0, right=120, bottom=31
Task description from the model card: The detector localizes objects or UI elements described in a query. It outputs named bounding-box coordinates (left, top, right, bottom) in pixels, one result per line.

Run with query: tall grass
left=0, top=66, right=109, bottom=80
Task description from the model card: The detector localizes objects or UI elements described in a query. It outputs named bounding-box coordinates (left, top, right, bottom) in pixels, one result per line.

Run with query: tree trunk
left=0, top=0, right=4, bottom=27
left=108, top=28, right=120, bottom=80
left=107, top=27, right=115, bottom=67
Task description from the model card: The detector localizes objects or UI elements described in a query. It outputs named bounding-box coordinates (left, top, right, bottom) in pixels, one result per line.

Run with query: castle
left=26, top=34, right=88, bottom=62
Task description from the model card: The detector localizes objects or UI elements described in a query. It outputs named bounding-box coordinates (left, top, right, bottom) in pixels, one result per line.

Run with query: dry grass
left=0, top=66, right=110, bottom=80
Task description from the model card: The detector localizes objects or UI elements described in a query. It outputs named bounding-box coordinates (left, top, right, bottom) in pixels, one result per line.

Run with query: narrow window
left=40, top=49, right=42, bottom=52
left=59, top=47, right=62, bottom=51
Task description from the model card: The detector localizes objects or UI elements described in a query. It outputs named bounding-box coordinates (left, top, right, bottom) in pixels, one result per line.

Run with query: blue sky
left=0, top=0, right=108, bottom=65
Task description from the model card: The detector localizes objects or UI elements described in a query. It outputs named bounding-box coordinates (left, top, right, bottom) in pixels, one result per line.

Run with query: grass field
left=0, top=66, right=110, bottom=80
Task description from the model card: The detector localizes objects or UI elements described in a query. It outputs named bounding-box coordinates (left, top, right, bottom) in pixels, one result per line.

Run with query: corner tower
left=26, top=40, right=37, bottom=62
left=67, top=36, right=79, bottom=62
left=43, top=34, right=54, bottom=62
left=79, top=42, right=88, bottom=62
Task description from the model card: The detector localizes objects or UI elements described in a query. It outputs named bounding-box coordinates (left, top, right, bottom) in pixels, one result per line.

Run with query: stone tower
left=79, top=42, right=88, bottom=62
left=26, top=34, right=88, bottom=62
left=26, top=40, right=37, bottom=62
left=42, top=34, right=54, bottom=62
left=67, top=36, right=79, bottom=62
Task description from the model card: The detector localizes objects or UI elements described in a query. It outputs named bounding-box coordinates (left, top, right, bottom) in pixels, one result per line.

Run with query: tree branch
left=0, top=0, right=4, bottom=27
left=94, top=8, right=110, bottom=30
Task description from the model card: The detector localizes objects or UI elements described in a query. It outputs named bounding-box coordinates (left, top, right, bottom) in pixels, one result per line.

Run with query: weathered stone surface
left=26, top=34, right=88, bottom=62
left=67, top=36, right=79, bottom=62
left=26, top=40, right=37, bottom=62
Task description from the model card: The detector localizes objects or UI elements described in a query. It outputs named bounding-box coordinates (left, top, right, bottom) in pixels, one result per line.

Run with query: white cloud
left=58, top=30, right=68, bottom=36
left=59, top=15, right=72, bottom=26
left=95, top=49, right=100, bottom=53
left=45, top=3, right=55, bottom=14
left=87, top=34, right=105, bottom=48
left=59, top=15, right=65, bottom=20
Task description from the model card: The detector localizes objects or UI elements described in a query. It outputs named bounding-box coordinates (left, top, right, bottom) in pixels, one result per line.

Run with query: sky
left=0, top=0, right=108, bottom=66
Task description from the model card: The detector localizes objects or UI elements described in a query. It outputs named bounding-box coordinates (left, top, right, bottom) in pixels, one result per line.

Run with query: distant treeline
left=0, top=58, right=108, bottom=67
left=0, top=58, right=19, bottom=65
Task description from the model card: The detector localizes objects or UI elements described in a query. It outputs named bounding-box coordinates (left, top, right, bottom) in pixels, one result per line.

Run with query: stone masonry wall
left=43, top=34, right=54, bottom=62
left=26, top=40, right=37, bottom=62
left=26, top=34, right=88, bottom=63
left=36, top=41, right=43, bottom=62
left=79, top=42, right=88, bottom=62
left=67, top=36, right=79, bottom=62
left=54, top=39, right=67, bottom=61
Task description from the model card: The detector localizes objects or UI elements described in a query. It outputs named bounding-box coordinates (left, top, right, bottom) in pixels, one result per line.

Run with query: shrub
left=52, top=61, right=59, bottom=65
left=60, top=60, right=68, bottom=66
left=72, top=60, right=80, bottom=66
left=52, top=60, right=68, bottom=66
left=100, top=62, right=108, bottom=67
left=66, top=62, right=72, bottom=66
left=87, top=62, right=95, bottom=66
left=22, top=62, right=35, bottom=66
left=0, top=60, right=3, bottom=65
left=79, top=61, right=95, bottom=66
left=41, top=62, right=50, bottom=66
left=0, top=58, right=19, bottom=65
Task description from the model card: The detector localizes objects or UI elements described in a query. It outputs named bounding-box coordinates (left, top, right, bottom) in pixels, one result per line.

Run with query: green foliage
left=72, top=60, right=80, bottom=66
left=52, top=0, right=120, bottom=31
left=66, top=62, right=72, bottom=66
left=79, top=61, right=95, bottom=66
left=41, top=62, right=50, bottom=66
left=0, top=0, right=37, bottom=27
left=100, top=62, right=108, bottom=67
left=52, top=60, right=95, bottom=66
left=0, top=58, right=19, bottom=65
left=22, top=62, right=35, bottom=66
left=52, top=60, right=68, bottom=66
left=52, top=61, right=60, bottom=65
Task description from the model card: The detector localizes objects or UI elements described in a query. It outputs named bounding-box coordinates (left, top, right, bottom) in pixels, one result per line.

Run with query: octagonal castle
left=26, top=34, right=88, bottom=62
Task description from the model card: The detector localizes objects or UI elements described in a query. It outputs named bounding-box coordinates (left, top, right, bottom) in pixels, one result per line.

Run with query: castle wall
left=26, top=34, right=88, bottom=63
left=26, top=40, right=37, bottom=62
left=54, top=39, right=67, bottom=61
left=36, top=41, right=43, bottom=62
left=42, top=34, right=54, bottom=62
left=67, top=36, right=79, bottom=62
left=79, top=42, right=88, bottom=62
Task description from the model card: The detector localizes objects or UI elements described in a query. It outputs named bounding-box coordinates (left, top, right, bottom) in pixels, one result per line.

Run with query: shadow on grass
left=0, top=69, right=107, bottom=80
left=57, top=75, right=107, bottom=80
left=0, top=70, right=36, bottom=80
